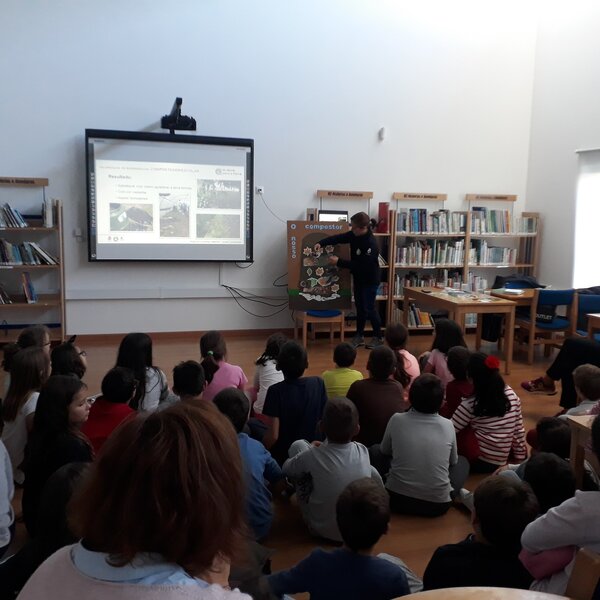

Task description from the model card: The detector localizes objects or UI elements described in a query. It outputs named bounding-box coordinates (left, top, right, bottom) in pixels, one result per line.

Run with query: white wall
left=526, top=2, right=600, bottom=288
left=0, top=1, right=538, bottom=333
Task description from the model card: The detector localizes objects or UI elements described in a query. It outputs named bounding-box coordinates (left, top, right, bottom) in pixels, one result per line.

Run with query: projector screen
left=86, top=130, right=253, bottom=262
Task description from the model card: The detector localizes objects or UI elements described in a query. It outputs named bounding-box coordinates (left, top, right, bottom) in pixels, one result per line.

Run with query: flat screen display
left=86, top=130, right=253, bottom=262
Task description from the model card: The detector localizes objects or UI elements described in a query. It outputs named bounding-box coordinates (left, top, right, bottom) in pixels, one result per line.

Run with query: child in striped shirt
left=452, top=353, right=526, bottom=473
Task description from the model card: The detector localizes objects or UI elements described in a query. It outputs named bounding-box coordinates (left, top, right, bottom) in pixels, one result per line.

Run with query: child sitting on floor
left=214, top=388, right=282, bottom=541
left=422, top=319, right=467, bottom=387
left=172, top=360, right=206, bottom=405
left=282, top=397, right=382, bottom=542
left=563, top=363, right=600, bottom=416
left=520, top=415, right=600, bottom=595
left=200, top=330, right=248, bottom=403
left=381, top=374, right=469, bottom=518
left=321, top=343, right=363, bottom=399
left=346, top=346, right=406, bottom=448
left=251, top=332, right=286, bottom=417
left=81, top=367, right=135, bottom=454
left=263, top=341, right=327, bottom=465
left=384, top=323, right=420, bottom=400
left=452, top=352, right=527, bottom=473
left=423, top=476, right=539, bottom=590
left=439, top=346, right=472, bottom=419
left=268, top=478, right=411, bottom=599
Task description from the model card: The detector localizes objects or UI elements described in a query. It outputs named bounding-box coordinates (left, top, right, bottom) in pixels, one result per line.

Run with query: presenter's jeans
left=546, top=338, right=600, bottom=408
left=354, top=283, right=381, bottom=337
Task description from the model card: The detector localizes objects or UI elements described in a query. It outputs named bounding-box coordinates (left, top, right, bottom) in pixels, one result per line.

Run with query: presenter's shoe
left=365, top=337, right=383, bottom=349
left=351, top=335, right=365, bottom=348
left=521, top=377, right=557, bottom=396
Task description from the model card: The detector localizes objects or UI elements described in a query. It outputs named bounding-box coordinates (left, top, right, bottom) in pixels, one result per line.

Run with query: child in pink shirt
left=384, top=323, right=420, bottom=401
left=423, top=319, right=467, bottom=388
left=200, top=331, right=248, bottom=402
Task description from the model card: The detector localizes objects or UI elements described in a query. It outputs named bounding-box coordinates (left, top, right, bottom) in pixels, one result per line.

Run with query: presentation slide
left=86, top=131, right=253, bottom=262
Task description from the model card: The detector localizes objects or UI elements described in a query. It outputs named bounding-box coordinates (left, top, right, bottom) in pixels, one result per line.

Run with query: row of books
left=395, top=240, right=465, bottom=267
left=396, top=209, right=466, bottom=234
left=0, top=274, right=38, bottom=304
left=470, top=208, right=538, bottom=234
left=0, top=240, right=58, bottom=265
left=469, top=241, right=518, bottom=265
left=464, top=273, right=489, bottom=292
left=406, top=303, right=435, bottom=328
left=0, top=203, right=28, bottom=228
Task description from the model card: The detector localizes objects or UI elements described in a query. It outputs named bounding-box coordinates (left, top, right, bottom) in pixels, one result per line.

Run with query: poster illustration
left=287, top=221, right=352, bottom=310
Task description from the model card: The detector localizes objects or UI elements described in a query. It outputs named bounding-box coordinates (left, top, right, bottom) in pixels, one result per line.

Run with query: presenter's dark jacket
left=318, top=231, right=380, bottom=286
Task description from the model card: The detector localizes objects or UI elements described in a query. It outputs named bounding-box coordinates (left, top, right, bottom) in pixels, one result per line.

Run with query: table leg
left=302, top=319, right=308, bottom=348
left=504, top=306, right=515, bottom=375
left=476, top=314, right=483, bottom=351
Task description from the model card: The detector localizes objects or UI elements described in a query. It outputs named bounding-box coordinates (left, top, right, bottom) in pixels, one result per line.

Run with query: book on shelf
left=376, top=202, right=390, bottom=233
left=0, top=285, right=12, bottom=304
left=396, top=209, right=466, bottom=234
left=21, top=272, right=38, bottom=304
left=378, top=254, right=388, bottom=267
left=0, top=203, right=28, bottom=228
left=470, top=240, right=517, bottom=265
left=395, top=239, right=465, bottom=267
left=0, top=239, right=58, bottom=265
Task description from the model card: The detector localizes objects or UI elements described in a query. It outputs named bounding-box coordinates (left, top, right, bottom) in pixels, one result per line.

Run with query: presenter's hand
left=328, top=255, right=339, bottom=265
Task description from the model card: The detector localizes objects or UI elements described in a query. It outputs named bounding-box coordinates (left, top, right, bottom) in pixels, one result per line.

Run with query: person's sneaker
left=365, top=337, right=384, bottom=349
left=351, top=335, right=365, bottom=348
left=521, top=377, right=557, bottom=395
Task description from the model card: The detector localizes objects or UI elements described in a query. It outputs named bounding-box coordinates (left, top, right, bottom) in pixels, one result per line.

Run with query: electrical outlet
left=256, top=185, right=264, bottom=195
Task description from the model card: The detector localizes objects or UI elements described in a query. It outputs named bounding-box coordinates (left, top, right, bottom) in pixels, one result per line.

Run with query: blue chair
left=515, top=288, right=576, bottom=364
left=573, top=293, right=600, bottom=342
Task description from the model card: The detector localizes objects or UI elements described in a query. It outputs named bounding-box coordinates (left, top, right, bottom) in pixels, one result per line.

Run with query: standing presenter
left=318, top=212, right=382, bottom=349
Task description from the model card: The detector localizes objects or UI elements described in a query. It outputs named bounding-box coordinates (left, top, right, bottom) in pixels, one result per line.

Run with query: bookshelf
left=0, top=177, right=65, bottom=343
left=385, top=195, right=541, bottom=331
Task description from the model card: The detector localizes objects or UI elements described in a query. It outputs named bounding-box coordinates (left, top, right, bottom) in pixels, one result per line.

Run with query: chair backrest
left=537, top=288, right=575, bottom=307
left=565, top=547, right=600, bottom=600
left=530, top=288, right=576, bottom=325
left=577, top=294, right=600, bottom=332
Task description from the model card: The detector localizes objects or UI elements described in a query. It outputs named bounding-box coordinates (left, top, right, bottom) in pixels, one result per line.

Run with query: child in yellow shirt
left=322, top=343, right=363, bottom=398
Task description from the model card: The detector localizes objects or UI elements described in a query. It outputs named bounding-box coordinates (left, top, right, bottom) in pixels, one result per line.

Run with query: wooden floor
left=10, top=329, right=561, bottom=594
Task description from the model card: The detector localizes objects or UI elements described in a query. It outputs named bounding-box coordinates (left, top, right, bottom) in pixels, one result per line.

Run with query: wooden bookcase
left=0, top=177, right=65, bottom=343
left=385, top=194, right=541, bottom=331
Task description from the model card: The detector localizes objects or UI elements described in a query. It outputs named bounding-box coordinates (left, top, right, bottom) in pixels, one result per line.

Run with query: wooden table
left=587, top=312, right=600, bottom=339
left=403, top=587, right=568, bottom=599
left=402, top=286, right=516, bottom=374
left=568, top=414, right=595, bottom=489
left=491, top=288, right=535, bottom=307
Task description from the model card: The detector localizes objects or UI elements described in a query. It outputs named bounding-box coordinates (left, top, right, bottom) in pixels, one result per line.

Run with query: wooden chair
left=565, top=548, right=600, bottom=600
left=294, top=309, right=344, bottom=348
left=515, top=288, right=576, bottom=364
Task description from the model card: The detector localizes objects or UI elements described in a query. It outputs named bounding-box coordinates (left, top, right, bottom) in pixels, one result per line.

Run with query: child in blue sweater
left=214, top=388, right=282, bottom=541
left=268, top=478, right=410, bottom=599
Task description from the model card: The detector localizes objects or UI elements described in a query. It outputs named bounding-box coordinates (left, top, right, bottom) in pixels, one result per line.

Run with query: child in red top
left=81, top=367, right=135, bottom=454
left=440, top=347, right=473, bottom=419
